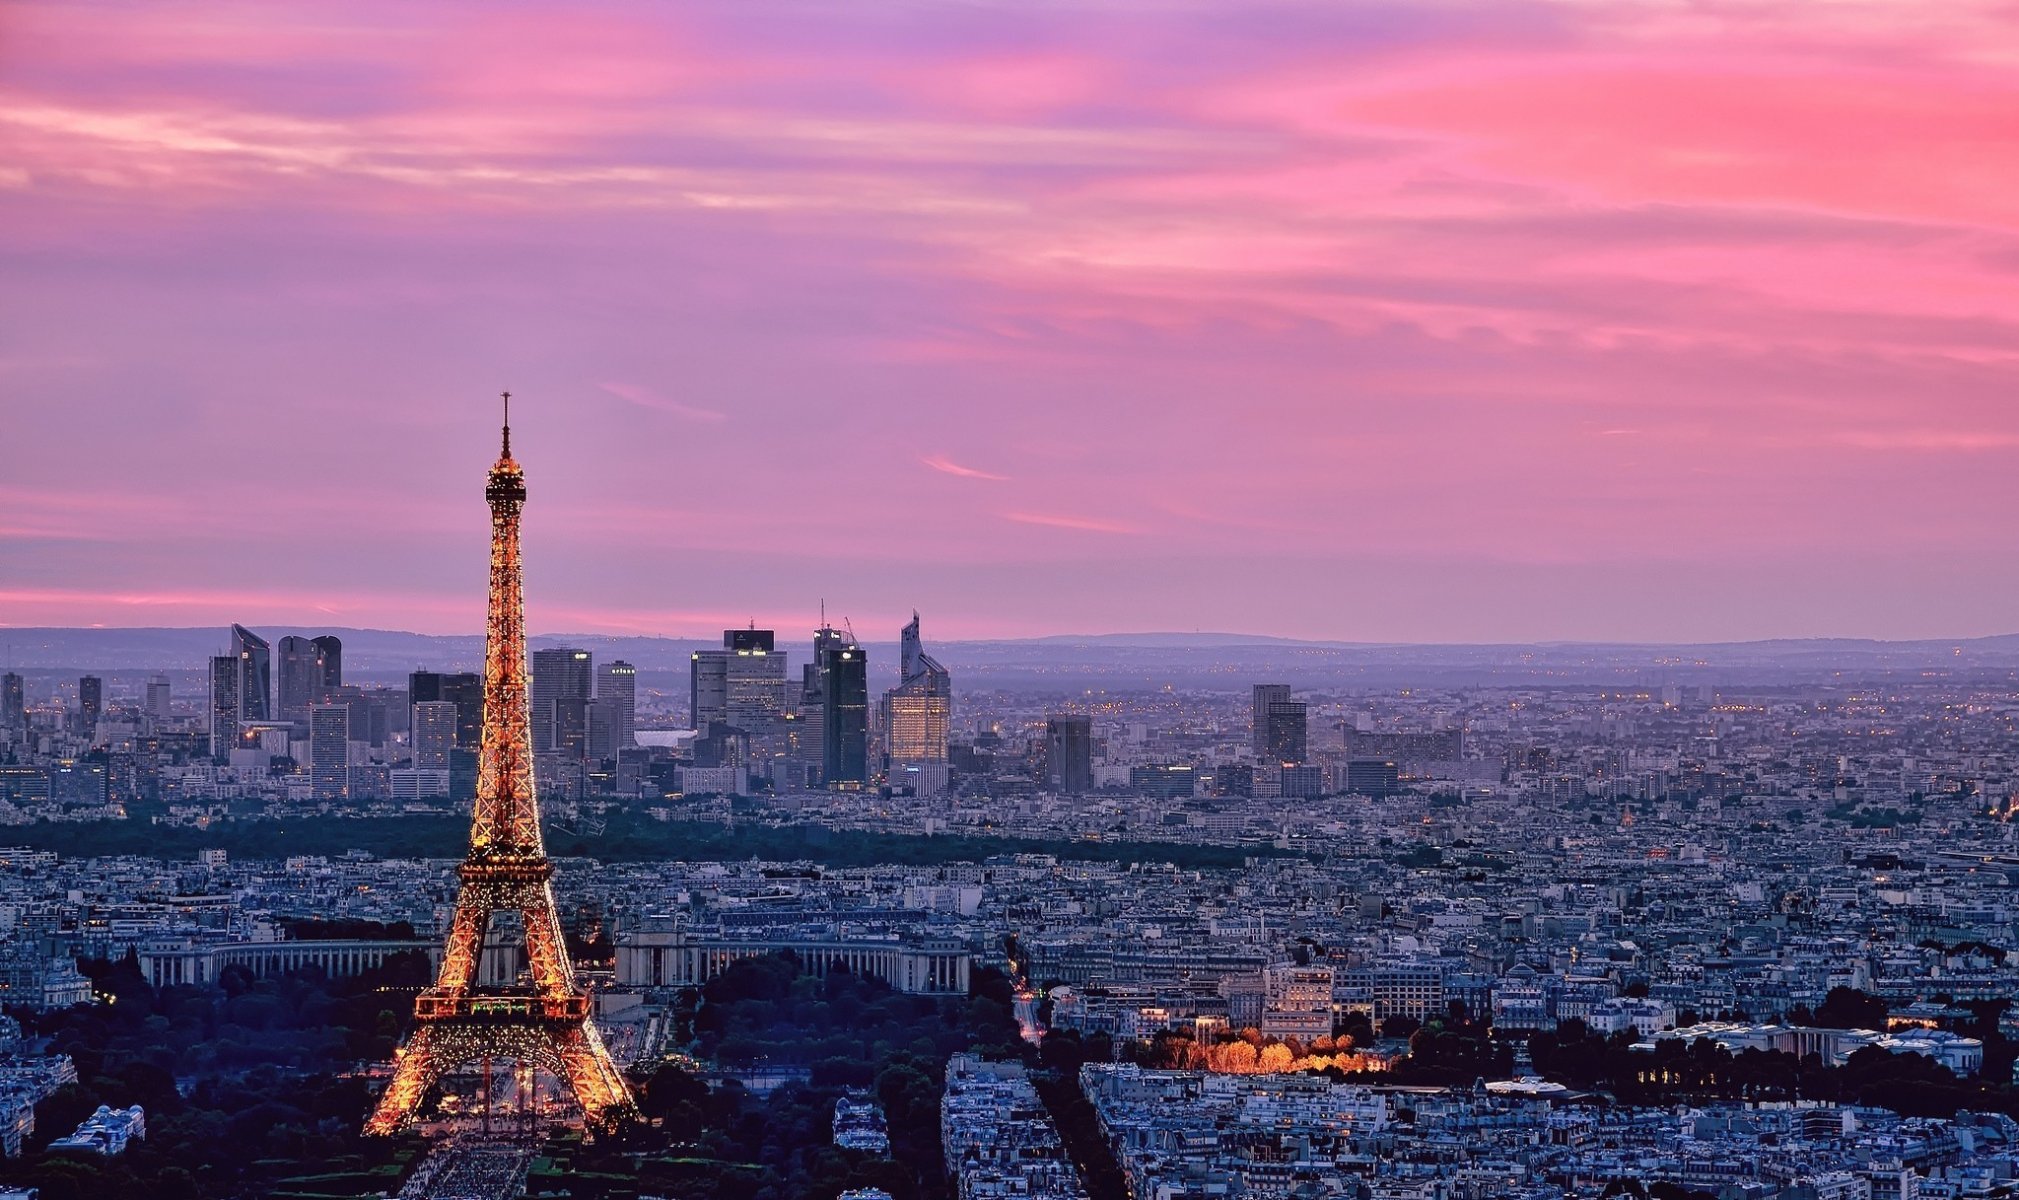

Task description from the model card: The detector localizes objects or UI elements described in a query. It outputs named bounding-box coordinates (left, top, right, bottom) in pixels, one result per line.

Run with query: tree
left=1813, top=987, right=1888, bottom=1030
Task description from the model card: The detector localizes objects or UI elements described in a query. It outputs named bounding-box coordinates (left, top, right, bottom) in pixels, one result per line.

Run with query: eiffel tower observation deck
left=364, top=396, right=639, bottom=1136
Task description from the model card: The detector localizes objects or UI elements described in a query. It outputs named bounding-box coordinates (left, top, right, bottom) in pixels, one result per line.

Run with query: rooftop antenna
left=500, top=391, right=512, bottom=457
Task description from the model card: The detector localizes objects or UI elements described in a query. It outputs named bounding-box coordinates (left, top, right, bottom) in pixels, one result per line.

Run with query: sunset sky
left=3, top=0, right=2017, bottom=642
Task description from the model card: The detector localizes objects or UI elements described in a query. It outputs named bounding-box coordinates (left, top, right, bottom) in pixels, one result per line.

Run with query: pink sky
left=3, top=0, right=2018, bottom=642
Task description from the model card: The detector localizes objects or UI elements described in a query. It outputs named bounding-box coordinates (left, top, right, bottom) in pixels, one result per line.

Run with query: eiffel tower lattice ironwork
left=364, top=398, right=638, bottom=1135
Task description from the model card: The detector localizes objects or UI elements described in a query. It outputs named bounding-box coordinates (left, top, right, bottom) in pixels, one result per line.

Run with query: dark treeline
left=0, top=952, right=428, bottom=1200
left=1, top=813, right=1281, bottom=871
left=552, top=951, right=1029, bottom=1200
left=1531, top=993, right=2019, bottom=1118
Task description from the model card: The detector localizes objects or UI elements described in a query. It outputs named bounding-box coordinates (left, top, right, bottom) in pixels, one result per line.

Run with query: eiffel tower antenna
left=365, top=402, right=636, bottom=1137
left=501, top=390, right=512, bottom=457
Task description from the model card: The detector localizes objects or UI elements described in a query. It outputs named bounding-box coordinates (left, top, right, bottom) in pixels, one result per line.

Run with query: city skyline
left=6, top=2, right=2019, bottom=643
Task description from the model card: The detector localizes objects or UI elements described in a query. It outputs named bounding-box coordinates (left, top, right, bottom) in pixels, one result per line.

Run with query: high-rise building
left=412, top=701, right=457, bottom=770
left=145, top=675, right=172, bottom=725
left=1252, top=684, right=1290, bottom=754
left=883, top=611, right=951, bottom=768
left=277, top=635, right=343, bottom=722
left=552, top=695, right=590, bottom=763
left=691, top=630, right=787, bottom=735
left=530, top=647, right=592, bottom=752
left=277, top=636, right=319, bottom=722
left=816, top=626, right=867, bottom=787
left=1253, top=683, right=1306, bottom=764
left=598, top=660, right=636, bottom=749
left=309, top=704, right=350, bottom=801
left=1, top=672, right=22, bottom=730
left=1043, top=715, right=1094, bottom=793
left=231, top=624, right=271, bottom=724
left=208, top=656, right=237, bottom=757
left=409, top=671, right=483, bottom=749
left=312, top=635, right=343, bottom=693
left=76, top=676, right=101, bottom=738
left=211, top=624, right=274, bottom=757
left=586, top=699, right=620, bottom=764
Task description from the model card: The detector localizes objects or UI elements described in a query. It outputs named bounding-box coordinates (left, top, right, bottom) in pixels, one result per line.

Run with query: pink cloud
left=921, top=454, right=1008, bottom=481
left=1003, top=511, right=1139, bottom=535
left=4, top=1, right=2019, bottom=640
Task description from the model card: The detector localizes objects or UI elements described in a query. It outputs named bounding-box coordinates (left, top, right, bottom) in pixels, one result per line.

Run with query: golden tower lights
left=364, top=397, right=638, bottom=1135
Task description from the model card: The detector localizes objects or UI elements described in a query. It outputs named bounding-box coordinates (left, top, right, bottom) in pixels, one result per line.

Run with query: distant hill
left=5, top=626, right=2019, bottom=690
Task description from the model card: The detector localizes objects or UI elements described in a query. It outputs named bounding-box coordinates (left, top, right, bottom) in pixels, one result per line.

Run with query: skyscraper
left=277, top=636, right=324, bottom=722
left=815, top=625, right=867, bottom=787
left=145, top=674, right=172, bottom=725
left=1, top=672, right=21, bottom=730
left=691, top=629, right=787, bottom=735
left=1044, top=715, right=1094, bottom=794
left=598, top=660, right=636, bottom=749
left=530, top=647, right=592, bottom=752
left=230, top=624, right=271, bottom=724
left=883, top=611, right=951, bottom=767
left=76, top=676, right=101, bottom=738
left=208, top=656, right=238, bottom=757
left=277, top=634, right=343, bottom=722
left=1252, top=684, right=1290, bottom=754
left=1253, top=683, right=1306, bottom=764
left=309, top=703, right=350, bottom=801
left=312, top=634, right=343, bottom=693
left=412, top=701, right=457, bottom=770
left=409, top=670, right=483, bottom=749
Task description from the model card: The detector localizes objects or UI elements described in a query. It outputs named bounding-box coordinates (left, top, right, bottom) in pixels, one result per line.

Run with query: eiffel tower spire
left=365, top=401, right=638, bottom=1136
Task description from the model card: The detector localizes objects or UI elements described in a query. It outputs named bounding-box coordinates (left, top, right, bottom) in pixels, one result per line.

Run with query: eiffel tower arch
left=365, top=400, right=639, bottom=1135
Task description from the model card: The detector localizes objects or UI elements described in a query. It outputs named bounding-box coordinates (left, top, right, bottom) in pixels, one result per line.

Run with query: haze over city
left=7, top=1, right=2019, bottom=642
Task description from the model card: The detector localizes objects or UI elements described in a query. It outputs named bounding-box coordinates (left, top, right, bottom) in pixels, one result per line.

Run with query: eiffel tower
left=365, top=397, right=638, bottom=1135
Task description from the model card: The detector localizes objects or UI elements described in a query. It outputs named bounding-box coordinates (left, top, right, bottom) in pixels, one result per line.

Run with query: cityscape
left=7, top=2, right=2019, bottom=1200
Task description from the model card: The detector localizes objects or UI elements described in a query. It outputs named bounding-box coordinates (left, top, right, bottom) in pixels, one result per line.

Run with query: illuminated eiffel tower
left=365, top=397, right=637, bottom=1135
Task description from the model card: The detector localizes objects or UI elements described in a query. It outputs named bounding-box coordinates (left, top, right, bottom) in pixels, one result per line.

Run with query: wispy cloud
left=922, top=454, right=1009, bottom=481
left=1833, top=429, right=2019, bottom=451
left=1004, top=511, right=1138, bottom=534
left=599, top=381, right=727, bottom=423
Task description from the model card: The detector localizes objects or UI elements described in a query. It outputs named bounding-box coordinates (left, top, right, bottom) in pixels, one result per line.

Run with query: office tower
left=1, top=672, right=21, bottom=730
left=145, top=674, right=172, bottom=725
left=598, top=660, right=636, bottom=748
left=277, top=634, right=342, bottom=722
left=412, top=701, right=457, bottom=770
left=76, top=676, right=101, bottom=738
left=208, top=656, right=238, bottom=757
left=797, top=661, right=826, bottom=780
left=1252, top=685, right=1290, bottom=755
left=586, top=699, right=619, bottom=763
left=230, top=624, right=272, bottom=724
left=309, top=704, right=350, bottom=801
left=312, top=634, right=343, bottom=692
left=815, top=626, right=867, bottom=787
left=409, top=670, right=483, bottom=749
left=552, top=695, right=590, bottom=762
left=365, top=406, right=636, bottom=1135
left=277, top=636, right=323, bottom=722
left=530, top=647, right=592, bottom=752
left=1044, top=715, right=1094, bottom=793
left=691, top=629, right=787, bottom=734
left=883, top=611, right=951, bottom=767
left=1262, top=703, right=1307, bottom=764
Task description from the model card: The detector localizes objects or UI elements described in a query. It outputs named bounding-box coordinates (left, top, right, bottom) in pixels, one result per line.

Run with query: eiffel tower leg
left=365, top=1024, right=449, bottom=1135
left=552, top=1021, right=637, bottom=1131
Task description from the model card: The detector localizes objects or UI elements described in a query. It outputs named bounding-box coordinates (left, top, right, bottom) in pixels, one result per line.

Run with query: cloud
left=598, top=381, right=728, bottom=423
left=921, top=454, right=1009, bottom=480
left=1003, top=511, right=1138, bottom=534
